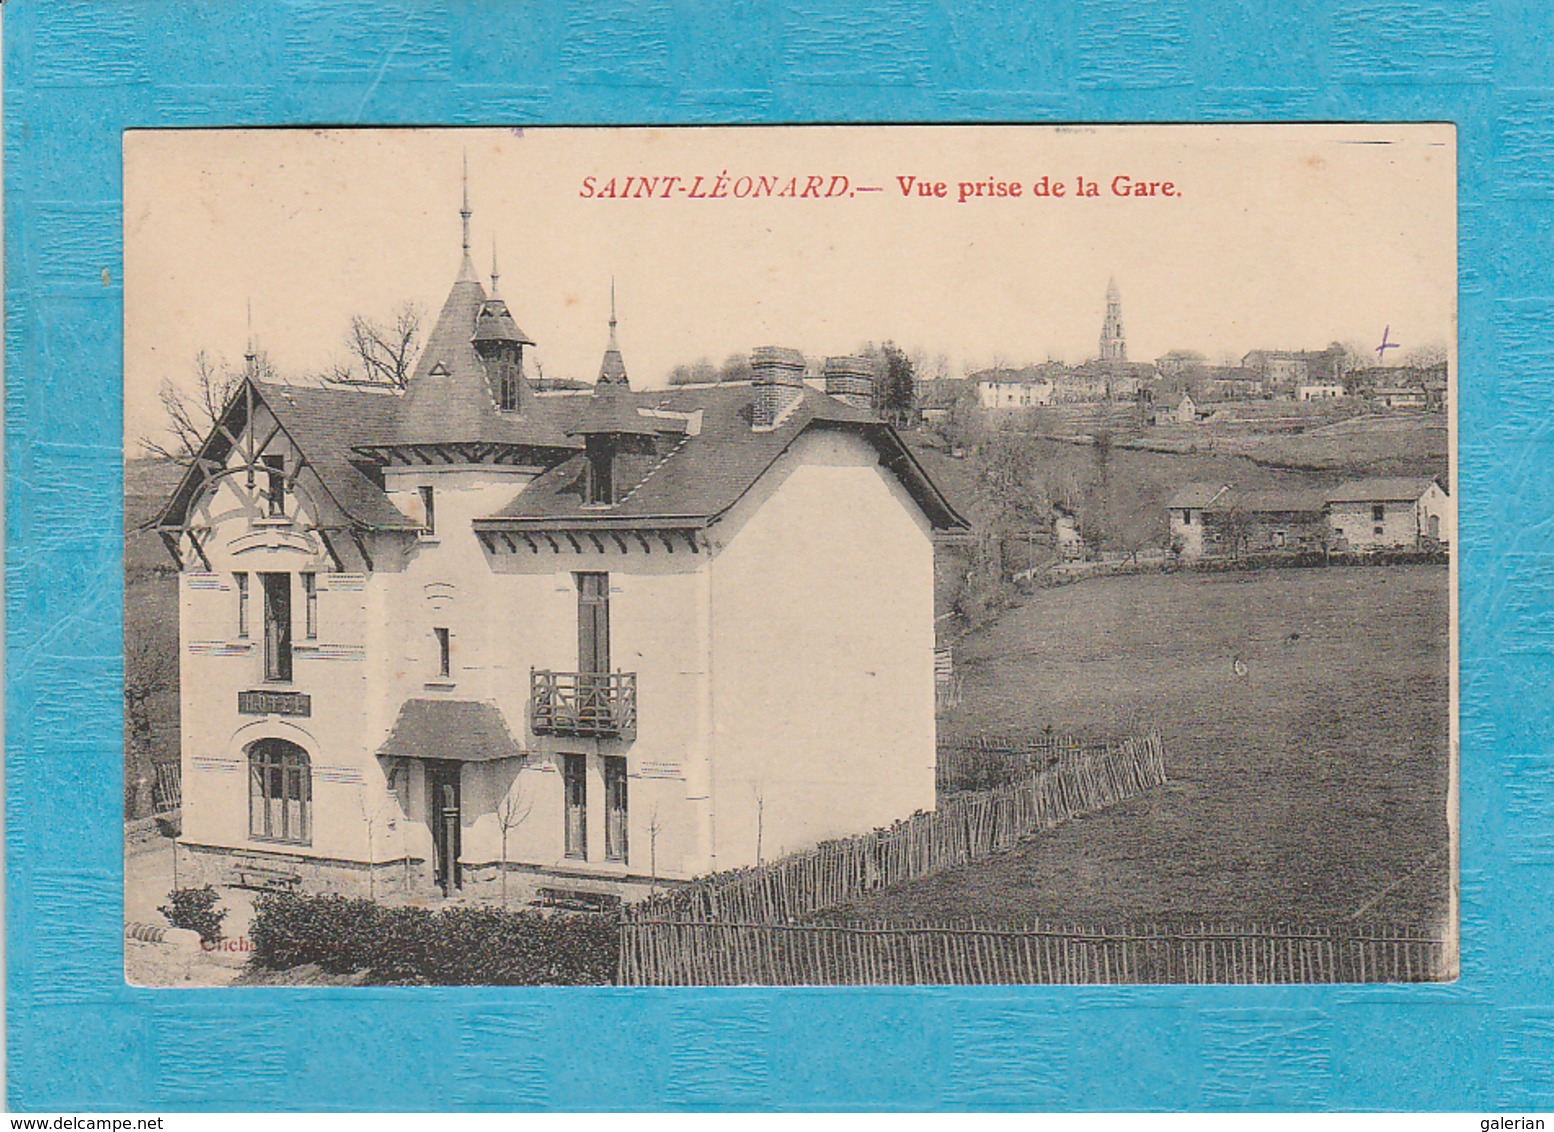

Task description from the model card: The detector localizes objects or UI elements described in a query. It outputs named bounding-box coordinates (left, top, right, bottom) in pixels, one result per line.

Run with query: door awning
left=377, top=699, right=525, bottom=763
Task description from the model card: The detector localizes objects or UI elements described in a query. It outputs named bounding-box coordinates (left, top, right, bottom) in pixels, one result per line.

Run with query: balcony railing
left=530, top=669, right=637, bottom=738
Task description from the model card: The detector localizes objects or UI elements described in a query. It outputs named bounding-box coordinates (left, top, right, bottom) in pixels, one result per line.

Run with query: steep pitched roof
left=257, top=382, right=418, bottom=529
left=156, top=379, right=418, bottom=533
left=1166, top=483, right=1229, bottom=510
left=1324, top=477, right=1442, bottom=503
left=472, top=297, right=533, bottom=346
left=377, top=699, right=524, bottom=762
left=393, top=276, right=574, bottom=449
left=1205, top=487, right=1327, bottom=514
left=570, top=379, right=660, bottom=437
left=476, top=384, right=968, bottom=532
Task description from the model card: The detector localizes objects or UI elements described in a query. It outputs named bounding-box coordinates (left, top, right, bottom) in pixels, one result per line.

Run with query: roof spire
left=457, top=150, right=476, bottom=282
left=490, top=235, right=500, bottom=296
left=595, top=279, right=629, bottom=387
left=244, top=298, right=257, bottom=375
left=608, top=277, right=618, bottom=350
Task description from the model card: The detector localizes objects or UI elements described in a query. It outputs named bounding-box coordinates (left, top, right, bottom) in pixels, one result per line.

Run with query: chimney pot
left=750, top=346, right=806, bottom=430
left=824, top=355, right=876, bottom=412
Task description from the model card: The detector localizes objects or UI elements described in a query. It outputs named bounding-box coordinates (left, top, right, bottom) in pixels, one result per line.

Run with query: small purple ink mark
left=1375, top=325, right=1400, bottom=363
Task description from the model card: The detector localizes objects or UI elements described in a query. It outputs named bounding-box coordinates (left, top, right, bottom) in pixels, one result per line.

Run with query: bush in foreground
left=159, top=885, right=227, bottom=943
left=248, top=892, right=619, bottom=985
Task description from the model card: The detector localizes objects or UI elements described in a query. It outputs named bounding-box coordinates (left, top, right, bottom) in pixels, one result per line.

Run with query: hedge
left=248, top=892, right=619, bottom=985
left=1189, top=547, right=1449, bottom=572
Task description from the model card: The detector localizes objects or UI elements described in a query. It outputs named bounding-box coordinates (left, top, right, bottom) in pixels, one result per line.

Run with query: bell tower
left=1099, top=276, right=1127, bottom=362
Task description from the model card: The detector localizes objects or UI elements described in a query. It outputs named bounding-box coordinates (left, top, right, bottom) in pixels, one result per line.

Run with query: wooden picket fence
left=617, top=918, right=1451, bottom=986
left=624, top=733, right=1167, bottom=927
left=936, top=732, right=1121, bottom=793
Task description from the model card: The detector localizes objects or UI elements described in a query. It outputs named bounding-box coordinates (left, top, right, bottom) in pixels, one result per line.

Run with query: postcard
left=120, top=124, right=1455, bottom=989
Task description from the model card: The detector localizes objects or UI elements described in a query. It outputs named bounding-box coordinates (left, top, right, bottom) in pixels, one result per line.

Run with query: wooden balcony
left=530, top=669, right=637, bottom=739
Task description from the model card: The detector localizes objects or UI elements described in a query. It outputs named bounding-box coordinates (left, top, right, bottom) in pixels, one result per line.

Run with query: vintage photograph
left=122, top=125, right=1455, bottom=986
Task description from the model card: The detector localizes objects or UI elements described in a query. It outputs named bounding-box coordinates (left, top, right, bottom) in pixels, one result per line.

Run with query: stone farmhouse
left=155, top=210, right=968, bottom=900
left=1324, top=477, right=1453, bottom=550
left=1168, top=477, right=1451, bottom=561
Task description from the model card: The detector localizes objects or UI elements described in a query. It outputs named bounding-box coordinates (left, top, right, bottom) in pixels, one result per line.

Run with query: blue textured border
left=5, top=0, right=1547, bottom=1112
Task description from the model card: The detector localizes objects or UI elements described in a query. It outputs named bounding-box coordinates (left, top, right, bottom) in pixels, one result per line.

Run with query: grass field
left=837, top=565, right=1451, bottom=929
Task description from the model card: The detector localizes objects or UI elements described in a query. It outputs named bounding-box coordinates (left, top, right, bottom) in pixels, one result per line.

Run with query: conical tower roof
left=595, top=280, right=629, bottom=386
left=571, top=294, right=655, bottom=437
left=395, top=275, right=498, bottom=442
left=392, top=174, right=566, bottom=447
left=569, top=379, right=657, bottom=437
left=474, top=297, right=534, bottom=345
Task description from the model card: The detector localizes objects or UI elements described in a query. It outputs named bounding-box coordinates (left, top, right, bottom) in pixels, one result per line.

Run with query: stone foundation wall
left=455, top=861, right=671, bottom=906
left=176, top=841, right=676, bottom=906
left=176, top=841, right=433, bottom=899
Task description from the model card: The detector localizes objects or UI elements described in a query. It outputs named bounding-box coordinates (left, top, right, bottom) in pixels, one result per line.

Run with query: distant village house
left=1169, top=478, right=1451, bottom=560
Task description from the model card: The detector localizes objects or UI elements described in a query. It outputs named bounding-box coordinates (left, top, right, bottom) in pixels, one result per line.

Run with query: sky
left=124, top=124, right=1455, bottom=447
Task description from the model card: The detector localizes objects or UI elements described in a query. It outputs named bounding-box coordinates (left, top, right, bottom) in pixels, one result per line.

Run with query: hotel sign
left=238, top=689, right=311, bottom=717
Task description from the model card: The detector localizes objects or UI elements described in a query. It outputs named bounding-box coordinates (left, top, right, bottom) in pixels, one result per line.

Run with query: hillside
left=125, top=457, right=184, bottom=575
left=125, top=458, right=183, bottom=814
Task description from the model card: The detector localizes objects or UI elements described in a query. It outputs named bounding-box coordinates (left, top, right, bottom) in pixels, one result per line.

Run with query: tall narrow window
left=302, top=573, right=317, bottom=639
left=235, top=572, right=249, bottom=638
left=499, top=360, right=519, bottom=412
left=248, top=738, right=311, bottom=844
left=604, top=756, right=628, bottom=863
left=261, top=572, right=292, bottom=682
left=1371, top=503, right=1385, bottom=522
left=576, top=573, right=610, bottom=674
left=563, top=754, right=588, bottom=860
left=263, top=454, right=287, bottom=517
left=419, top=485, right=436, bottom=535
left=585, top=436, right=613, bottom=505
left=434, top=627, right=451, bottom=679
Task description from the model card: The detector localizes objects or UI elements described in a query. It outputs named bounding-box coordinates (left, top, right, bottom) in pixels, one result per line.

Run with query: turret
left=569, top=288, right=656, bottom=505
left=473, top=242, right=534, bottom=412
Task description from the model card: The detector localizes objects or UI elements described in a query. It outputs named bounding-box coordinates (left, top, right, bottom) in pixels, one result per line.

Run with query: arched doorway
left=248, top=738, right=312, bottom=844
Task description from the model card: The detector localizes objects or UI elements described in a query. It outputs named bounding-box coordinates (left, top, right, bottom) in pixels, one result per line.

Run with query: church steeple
left=1099, top=275, right=1127, bottom=362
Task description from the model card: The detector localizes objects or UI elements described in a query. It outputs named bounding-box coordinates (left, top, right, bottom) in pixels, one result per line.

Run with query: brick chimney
left=750, top=346, right=806, bottom=430
left=823, top=355, right=876, bottom=411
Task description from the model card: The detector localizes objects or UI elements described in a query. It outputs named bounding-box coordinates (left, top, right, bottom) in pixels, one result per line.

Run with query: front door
left=426, top=760, right=462, bottom=895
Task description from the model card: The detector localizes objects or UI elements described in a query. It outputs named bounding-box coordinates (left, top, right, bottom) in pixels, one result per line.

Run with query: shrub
left=248, top=892, right=619, bottom=985
left=159, top=885, right=227, bottom=943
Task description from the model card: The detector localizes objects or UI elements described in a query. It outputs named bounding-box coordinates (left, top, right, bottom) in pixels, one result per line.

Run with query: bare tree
left=327, top=303, right=423, bottom=389
left=751, top=782, right=767, bottom=865
left=138, top=350, right=263, bottom=467
left=667, top=357, right=718, bottom=386
left=718, top=352, right=752, bottom=383
left=357, top=786, right=395, bottom=901
left=495, top=774, right=535, bottom=908
left=646, top=804, right=664, bottom=895
left=1222, top=504, right=1255, bottom=561
left=124, top=625, right=177, bottom=818
left=1400, top=342, right=1449, bottom=369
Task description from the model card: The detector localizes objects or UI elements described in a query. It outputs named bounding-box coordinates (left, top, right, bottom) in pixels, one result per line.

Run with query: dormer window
left=263, top=454, right=286, bottom=517
left=585, top=435, right=614, bottom=506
